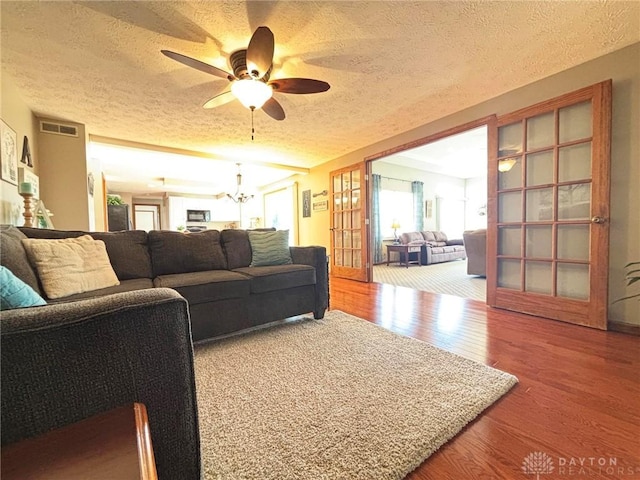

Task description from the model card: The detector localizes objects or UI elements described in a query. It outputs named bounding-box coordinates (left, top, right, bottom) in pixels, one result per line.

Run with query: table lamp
left=391, top=220, right=401, bottom=244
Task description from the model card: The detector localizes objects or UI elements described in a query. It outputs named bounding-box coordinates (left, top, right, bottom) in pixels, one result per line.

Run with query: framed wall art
left=425, top=199, right=433, bottom=219
left=1, top=119, right=18, bottom=185
left=312, top=200, right=328, bottom=212
left=302, top=189, right=311, bottom=218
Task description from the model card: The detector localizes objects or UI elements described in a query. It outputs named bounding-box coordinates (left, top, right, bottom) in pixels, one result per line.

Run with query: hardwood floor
left=329, top=277, right=640, bottom=480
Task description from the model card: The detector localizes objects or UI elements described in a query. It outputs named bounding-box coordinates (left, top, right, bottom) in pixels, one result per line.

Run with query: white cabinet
left=168, top=195, right=240, bottom=230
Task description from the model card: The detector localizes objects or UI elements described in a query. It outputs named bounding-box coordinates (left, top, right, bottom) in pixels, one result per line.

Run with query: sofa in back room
left=399, top=230, right=467, bottom=265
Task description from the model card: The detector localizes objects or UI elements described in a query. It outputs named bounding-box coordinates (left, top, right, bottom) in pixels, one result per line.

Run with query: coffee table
left=386, top=244, right=423, bottom=268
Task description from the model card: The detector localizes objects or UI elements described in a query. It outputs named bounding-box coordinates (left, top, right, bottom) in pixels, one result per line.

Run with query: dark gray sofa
left=0, top=225, right=329, bottom=480
left=1, top=288, right=200, bottom=480
left=14, top=226, right=329, bottom=340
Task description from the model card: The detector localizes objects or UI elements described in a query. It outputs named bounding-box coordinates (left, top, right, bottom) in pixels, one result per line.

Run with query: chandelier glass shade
left=231, top=79, right=273, bottom=109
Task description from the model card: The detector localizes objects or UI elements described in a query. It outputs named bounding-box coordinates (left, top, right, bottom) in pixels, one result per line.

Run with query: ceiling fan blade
left=262, top=97, right=285, bottom=121
left=161, top=50, right=234, bottom=80
left=246, top=26, right=274, bottom=78
left=268, top=78, right=330, bottom=94
left=202, top=88, right=234, bottom=109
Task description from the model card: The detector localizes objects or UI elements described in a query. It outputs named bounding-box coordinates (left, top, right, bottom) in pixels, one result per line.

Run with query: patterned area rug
left=374, top=259, right=486, bottom=301
left=195, top=310, right=517, bottom=480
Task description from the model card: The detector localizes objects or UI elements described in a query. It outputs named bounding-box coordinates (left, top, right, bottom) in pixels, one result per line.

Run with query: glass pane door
left=330, top=163, right=369, bottom=281
left=488, top=81, right=611, bottom=329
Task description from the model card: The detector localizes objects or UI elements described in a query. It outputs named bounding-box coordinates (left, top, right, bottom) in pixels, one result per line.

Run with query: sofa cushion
left=21, top=235, right=120, bottom=299
left=248, top=230, right=293, bottom=267
left=0, top=266, right=47, bottom=309
left=19, top=227, right=153, bottom=280
left=430, top=246, right=445, bottom=254
left=421, top=231, right=436, bottom=242
left=153, top=270, right=250, bottom=304
left=233, top=264, right=316, bottom=294
left=87, top=231, right=152, bottom=280
left=46, top=278, right=154, bottom=303
left=149, top=230, right=227, bottom=276
left=432, top=241, right=447, bottom=247
left=433, top=231, right=448, bottom=242
left=400, top=232, right=424, bottom=245
left=220, top=229, right=253, bottom=269
left=1, top=225, right=41, bottom=294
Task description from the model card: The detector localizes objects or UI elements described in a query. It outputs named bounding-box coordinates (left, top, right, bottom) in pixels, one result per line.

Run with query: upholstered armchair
left=462, top=229, right=487, bottom=276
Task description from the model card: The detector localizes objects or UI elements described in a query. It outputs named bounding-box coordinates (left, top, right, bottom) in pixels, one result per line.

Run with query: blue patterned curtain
left=412, top=181, right=424, bottom=231
left=372, top=174, right=383, bottom=264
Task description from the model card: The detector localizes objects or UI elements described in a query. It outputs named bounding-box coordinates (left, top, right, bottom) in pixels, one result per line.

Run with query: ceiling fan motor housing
left=230, top=50, right=271, bottom=82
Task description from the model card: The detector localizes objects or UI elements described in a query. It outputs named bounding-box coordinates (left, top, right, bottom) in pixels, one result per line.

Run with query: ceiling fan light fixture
left=231, top=79, right=273, bottom=110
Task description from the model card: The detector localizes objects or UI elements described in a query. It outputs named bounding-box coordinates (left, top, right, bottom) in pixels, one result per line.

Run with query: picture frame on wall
left=313, top=200, right=328, bottom=212
left=1, top=119, right=19, bottom=185
left=425, top=199, right=433, bottom=219
left=302, top=189, right=311, bottom=218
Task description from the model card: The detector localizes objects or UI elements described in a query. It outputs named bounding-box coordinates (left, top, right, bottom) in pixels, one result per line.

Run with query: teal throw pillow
left=0, top=265, right=47, bottom=310
left=248, top=230, right=293, bottom=267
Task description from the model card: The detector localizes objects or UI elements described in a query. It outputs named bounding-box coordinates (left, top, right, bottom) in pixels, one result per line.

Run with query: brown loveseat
left=399, top=230, right=466, bottom=265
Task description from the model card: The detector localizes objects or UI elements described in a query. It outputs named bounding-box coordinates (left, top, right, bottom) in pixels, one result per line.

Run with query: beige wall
left=298, top=43, right=640, bottom=326
left=36, top=118, right=91, bottom=230
left=0, top=76, right=40, bottom=225
left=86, top=150, right=106, bottom=231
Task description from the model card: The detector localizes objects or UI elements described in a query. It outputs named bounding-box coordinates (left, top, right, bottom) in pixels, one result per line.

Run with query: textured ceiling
left=1, top=1, right=639, bottom=195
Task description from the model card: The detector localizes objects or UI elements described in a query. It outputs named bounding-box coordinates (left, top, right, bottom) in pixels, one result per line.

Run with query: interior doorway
left=366, top=119, right=491, bottom=302
left=133, top=204, right=161, bottom=231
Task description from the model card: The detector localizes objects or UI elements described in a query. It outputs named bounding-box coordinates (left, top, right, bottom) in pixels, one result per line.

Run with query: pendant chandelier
left=227, top=163, right=254, bottom=204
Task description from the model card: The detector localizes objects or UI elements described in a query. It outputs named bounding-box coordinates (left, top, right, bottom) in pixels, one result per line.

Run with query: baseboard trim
left=608, top=321, right=640, bottom=336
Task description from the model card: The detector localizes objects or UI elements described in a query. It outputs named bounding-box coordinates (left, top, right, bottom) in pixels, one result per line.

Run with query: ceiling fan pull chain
left=251, top=106, right=255, bottom=141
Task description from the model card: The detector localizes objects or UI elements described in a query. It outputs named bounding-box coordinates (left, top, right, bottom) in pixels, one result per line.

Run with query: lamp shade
left=391, top=221, right=401, bottom=229
left=498, top=158, right=517, bottom=173
left=231, top=79, right=273, bottom=109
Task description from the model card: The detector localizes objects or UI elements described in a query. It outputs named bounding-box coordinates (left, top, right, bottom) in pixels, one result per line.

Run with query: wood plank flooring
left=329, top=277, right=640, bottom=480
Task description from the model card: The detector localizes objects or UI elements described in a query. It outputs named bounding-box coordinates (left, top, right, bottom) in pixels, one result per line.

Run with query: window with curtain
left=263, top=185, right=297, bottom=244
left=379, top=189, right=415, bottom=237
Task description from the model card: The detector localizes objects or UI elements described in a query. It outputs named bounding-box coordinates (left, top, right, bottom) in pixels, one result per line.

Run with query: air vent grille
left=40, top=121, right=78, bottom=137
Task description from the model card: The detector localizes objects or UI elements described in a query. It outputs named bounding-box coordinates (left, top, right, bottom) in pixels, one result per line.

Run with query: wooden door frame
left=364, top=116, right=495, bottom=285
left=132, top=203, right=162, bottom=231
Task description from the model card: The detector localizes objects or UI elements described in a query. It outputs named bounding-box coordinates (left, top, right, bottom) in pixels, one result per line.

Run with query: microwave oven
left=186, top=209, right=211, bottom=222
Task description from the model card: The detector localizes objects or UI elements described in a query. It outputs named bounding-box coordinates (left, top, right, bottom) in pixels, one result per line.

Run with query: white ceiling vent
left=40, top=121, right=78, bottom=137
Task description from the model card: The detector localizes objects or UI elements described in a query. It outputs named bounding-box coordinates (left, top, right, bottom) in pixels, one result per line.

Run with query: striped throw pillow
left=248, top=230, right=293, bottom=267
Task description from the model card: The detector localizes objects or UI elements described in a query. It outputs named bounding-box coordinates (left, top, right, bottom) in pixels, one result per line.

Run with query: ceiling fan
left=161, top=26, right=330, bottom=121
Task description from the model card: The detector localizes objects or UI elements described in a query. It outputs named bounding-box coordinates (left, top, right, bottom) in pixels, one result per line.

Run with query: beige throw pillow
left=22, top=235, right=119, bottom=299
